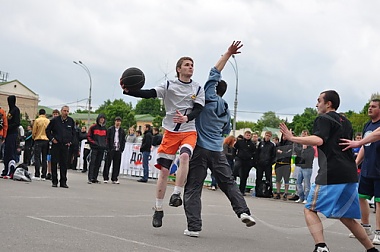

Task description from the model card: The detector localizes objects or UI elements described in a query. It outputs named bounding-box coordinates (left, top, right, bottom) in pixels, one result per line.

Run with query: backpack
left=256, top=180, right=273, bottom=198
left=13, top=164, right=31, bottom=182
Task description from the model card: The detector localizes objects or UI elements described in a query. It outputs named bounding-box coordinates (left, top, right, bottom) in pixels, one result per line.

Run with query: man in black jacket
left=1, top=95, right=20, bottom=178
left=234, top=130, right=256, bottom=195
left=103, top=116, right=126, bottom=184
left=45, top=105, right=75, bottom=188
left=256, top=131, right=276, bottom=197
left=138, top=124, right=152, bottom=182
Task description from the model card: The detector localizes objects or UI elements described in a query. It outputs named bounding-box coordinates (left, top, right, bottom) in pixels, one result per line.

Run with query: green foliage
left=135, top=98, right=165, bottom=117
left=346, top=112, right=368, bottom=134
left=236, top=121, right=256, bottom=131
left=287, top=108, right=317, bottom=135
left=152, top=115, right=163, bottom=128
left=95, top=99, right=135, bottom=129
left=257, top=111, right=283, bottom=128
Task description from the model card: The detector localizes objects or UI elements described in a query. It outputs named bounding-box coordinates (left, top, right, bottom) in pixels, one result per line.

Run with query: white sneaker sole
left=184, top=229, right=199, bottom=237
left=240, top=213, right=256, bottom=227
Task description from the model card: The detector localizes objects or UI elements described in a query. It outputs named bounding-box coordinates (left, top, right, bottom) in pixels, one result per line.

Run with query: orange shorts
left=157, top=131, right=197, bottom=159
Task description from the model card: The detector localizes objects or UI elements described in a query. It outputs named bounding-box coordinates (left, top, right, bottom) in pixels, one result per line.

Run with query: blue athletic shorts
left=47, top=154, right=51, bottom=162
left=358, top=176, right=380, bottom=202
left=305, top=183, right=360, bottom=219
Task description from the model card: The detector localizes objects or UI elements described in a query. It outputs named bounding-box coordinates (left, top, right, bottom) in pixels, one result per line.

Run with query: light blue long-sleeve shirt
left=195, top=67, right=231, bottom=152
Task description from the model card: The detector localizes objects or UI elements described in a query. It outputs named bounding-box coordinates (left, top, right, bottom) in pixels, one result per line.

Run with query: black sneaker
left=152, top=208, right=164, bottom=228
left=46, top=173, right=52, bottom=180
left=274, top=194, right=280, bottom=199
left=169, top=193, right=182, bottom=207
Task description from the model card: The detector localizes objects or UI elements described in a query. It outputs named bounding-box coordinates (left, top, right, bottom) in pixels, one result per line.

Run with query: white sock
left=173, top=186, right=182, bottom=195
left=155, top=199, right=163, bottom=210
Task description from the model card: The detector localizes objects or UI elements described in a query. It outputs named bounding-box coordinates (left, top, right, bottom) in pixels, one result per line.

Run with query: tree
left=135, top=98, right=165, bottom=117
left=257, top=111, right=282, bottom=128
left=288, top=108, right=317, bottom=135
left=236, top=121, right=257, bottom=131
left=96, top=99, right=135, bottom=129
left=152, top=115, right=163, bottom=128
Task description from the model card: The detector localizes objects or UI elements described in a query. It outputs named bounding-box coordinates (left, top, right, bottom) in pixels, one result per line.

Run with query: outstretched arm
left=340, top=127, right=380, bottom=151
left=215, top=41, right=243, bottom=72
left=279, top=123, right=323, bottom=146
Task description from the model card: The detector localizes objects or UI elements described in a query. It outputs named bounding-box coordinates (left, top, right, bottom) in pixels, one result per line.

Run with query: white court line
left=27, top=216, right=180, bottom=252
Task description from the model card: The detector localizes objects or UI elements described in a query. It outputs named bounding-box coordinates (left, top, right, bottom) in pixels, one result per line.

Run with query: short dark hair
left=216, top=80, right=227, bottom=97
left=144, top=124, right=151, bottom=131
left=39, top=109, right=46, bottom=115
left=175, top=56, right=193, bottom=77
left=321, top=90, right=340, bottom=110
left=371, top=98, right=380, bottom=107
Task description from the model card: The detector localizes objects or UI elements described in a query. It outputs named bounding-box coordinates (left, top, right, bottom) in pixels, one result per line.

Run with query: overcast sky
left=1, top=0, right=379, bottom=122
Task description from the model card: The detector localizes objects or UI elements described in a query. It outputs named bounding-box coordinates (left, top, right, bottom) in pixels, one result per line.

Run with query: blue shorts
left=47, top=154, right=51, bottom=162
left=358, top=176, right=380, bottom=202
left=305, top=183, right=360, bottom=219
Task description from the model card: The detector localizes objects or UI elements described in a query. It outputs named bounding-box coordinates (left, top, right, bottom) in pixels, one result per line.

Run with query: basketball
left=120, top=67, right=145, bottom=91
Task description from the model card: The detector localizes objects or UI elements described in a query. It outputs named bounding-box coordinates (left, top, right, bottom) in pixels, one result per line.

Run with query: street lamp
left=73, top=60, right=92, bottom=128
left=227, top=55, right=238, bottom=137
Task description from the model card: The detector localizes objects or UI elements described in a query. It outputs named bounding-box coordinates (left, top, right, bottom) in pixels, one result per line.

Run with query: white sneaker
left=32, top=177, right=41, bottom=181
left=113, top=180, right=120, bottom=184
left=295, top=199, right=303, bottom=203
left=302, top=200, right=307, bottom=204
left=184, top=229, right=200, bottom=237
left=373, top=231, right=380, bottom=245
left=103, top=180, right=108, bottom=183
left=314, top=246, right=330, bottom=252
left=240, top=213, right=256, bottom=227
left=349, top=225, right=372, bottom=238
left=211, top=186, right=216, bottom=191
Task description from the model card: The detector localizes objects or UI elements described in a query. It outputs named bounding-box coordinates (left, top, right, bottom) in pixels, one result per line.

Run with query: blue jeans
left=142, top=151, right=150, bottom=181
left=296, top=168, right=312, bottom=201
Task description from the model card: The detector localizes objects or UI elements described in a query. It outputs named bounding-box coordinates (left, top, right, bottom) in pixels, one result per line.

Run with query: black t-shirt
left=313, top=111, right=358, bottom=185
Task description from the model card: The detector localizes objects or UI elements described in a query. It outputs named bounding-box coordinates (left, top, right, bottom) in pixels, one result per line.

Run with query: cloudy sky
left=1, top=0, right=379, bottom=121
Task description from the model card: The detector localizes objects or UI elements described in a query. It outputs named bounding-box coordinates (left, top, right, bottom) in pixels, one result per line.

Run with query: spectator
left=0, top=106, right=8, bottom=163
left=137, top=124, right=153, bottom=183
left=23, top=125, right=33, bottom=166
left=45, top=105, right=75, bottom=188
left=234, top=130, right=256, bottom=195
left=103, top=116, right=126, bottom=184
left=256, top=131, right=276, bottom=197
left=32, top=109, right=50, bottom=180
left=126, top=127, right=137, bottom=143
left=152, top=127, right=162, bottom=147
left=1, top=95, right=20, bottom=178
left=78, top=126, right=90, bottom=173
left=294, top=130, right=315, bottom=204
left=87, top=114, right=107, bottom=184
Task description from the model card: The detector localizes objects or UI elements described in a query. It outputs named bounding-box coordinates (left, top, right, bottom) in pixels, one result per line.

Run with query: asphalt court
left=0, top=169, right=377, bottom=252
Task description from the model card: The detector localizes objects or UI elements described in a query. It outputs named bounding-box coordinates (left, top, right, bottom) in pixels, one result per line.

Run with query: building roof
left=0, top=79, right=39, bottom=96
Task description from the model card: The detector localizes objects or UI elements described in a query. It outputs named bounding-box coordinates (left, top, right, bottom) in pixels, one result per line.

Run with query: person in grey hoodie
left=87, top=114, right=107, bottom=184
